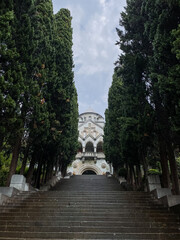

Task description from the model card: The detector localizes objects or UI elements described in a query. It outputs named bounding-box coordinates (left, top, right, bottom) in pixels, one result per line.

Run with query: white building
left=67, top=109, right=113, bottom=175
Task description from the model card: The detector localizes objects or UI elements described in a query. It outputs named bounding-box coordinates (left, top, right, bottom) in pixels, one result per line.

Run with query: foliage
left=104, top=0, right=180, bottom=193
left=118, top=168, right=127, bottom=178
left=0, top=152, right=11, bottom=186
left=0, top=1, right=78, bottom=186
left=147, top=169, right=161, bottom=176
left=176, top=157, right=180, bottom=178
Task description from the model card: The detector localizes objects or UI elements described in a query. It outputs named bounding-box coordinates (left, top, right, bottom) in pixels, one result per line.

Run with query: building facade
left=67, top=109, right=113, bottom=175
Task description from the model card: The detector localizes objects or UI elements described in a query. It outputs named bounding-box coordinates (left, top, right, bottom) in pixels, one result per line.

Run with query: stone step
left=7, top=200, right=156, bottom=206
left=12, top=196, right=152, bottom=201
left=0, top=209, right=170, bottom=215
left=28, top=192, right=151, bottom=195
left=0, top=215, right=178, bottom=222
left=1, top=202, right=165, bottom=208
left=0, top=203, right=166, bottom=209
left=4, top=194, right=157, bottom=199
left=0, top=211, right=177, bottom=218
left=0, top=175, right=179, bottom=239
left=0, top=231, right=179, bottom=239
left=0, top=225, right=180, bottom=234
left=17, top=191, right=151, bottom=195
left=0, top=206, right=166, bottom=212
left=14, top=196, right=152, bottom=200
left=10, top=196, right=152, bottom=202
left=0, top=220, right=178, bottom=228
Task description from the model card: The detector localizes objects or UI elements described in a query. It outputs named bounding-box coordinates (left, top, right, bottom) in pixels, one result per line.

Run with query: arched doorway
left=77, top=165, right=102, bottom=175
left=82, top=170, right=96, bottom=175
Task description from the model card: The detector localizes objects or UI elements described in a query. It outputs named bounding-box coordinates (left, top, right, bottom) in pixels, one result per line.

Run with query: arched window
left=85, top=142, right=94, bottom=152
left=77, top=142, right=83, bottom=153
left=97, top=142, right=103, bottom=152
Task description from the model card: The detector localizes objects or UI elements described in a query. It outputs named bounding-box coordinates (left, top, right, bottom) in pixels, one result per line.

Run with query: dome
left=79, top=108, right=104, bottom=119
left=85, top=107, right=96, bottom=113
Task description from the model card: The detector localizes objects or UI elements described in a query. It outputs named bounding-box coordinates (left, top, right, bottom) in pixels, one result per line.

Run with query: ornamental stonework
left=67, top=109, right=113, bottom=175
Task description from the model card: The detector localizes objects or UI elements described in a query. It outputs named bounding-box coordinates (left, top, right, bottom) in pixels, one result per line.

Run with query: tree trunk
left=44, top=161, right=50, bottom=183
left=158, top=134, right=170, bottom=188
left=141, top=150, right=148, bottom=190
left=129, top=165, right=134, bottom=186
left=6, top=136, right=22, bottom=186
left=125, top=163, right=130, bottom=184
left=45, top=158, right=53, bottom=183
left=61, top=162, right=67, bottom=178
left=136, top=164, right=142, bottom=189
left=154, top=92, right=179, bottom=194
left=41, top=162, right=46, bottom=184
left=35, top=158, right=43, bottom=189
left=54, top=159, right=58, bottom=175
left=26, top=153, right=37, bottom=184
left=166, top=141, right=180, bottom=194
left=20, top=145, right=30, bottom=175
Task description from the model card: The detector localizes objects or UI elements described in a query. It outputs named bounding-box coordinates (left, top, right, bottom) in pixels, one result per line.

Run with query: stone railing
left=97, top=152, right=105, bottom=158
left=76, top=152, right=105, bottom=159
left=0, top=172, right=62, bottom=205
left=147, top=174, right=180, bottom=211
left=83, top=152, right=97, bottom=157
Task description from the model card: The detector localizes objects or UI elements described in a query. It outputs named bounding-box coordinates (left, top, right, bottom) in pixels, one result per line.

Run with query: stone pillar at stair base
left=147, top=175, right=161, bottom=192
left=10, top=174, right=26, bottom=191
left=151, top=188, right=172, bottom=199
left=160, top=195, right=180, bottom=208
left=0, top=193, right=9, bottom=205
left=0, top=187, right=19, bottom=197
left=56, top=172, right=61, bottom=180
left=119, top=177, right=127, bottom=184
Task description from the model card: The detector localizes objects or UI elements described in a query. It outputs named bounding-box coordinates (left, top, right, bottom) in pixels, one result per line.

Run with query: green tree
left=105, top=0, right=180, bottom=193
left=142, top=0, right=180, bottom=194
left=53, top=9, right=78, bottom=176
left=0, top=2, right=78, bottom=187
left=0, top=0, right=25, bottom=185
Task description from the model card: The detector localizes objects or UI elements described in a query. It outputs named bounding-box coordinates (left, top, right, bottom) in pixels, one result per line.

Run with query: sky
left=52, top=0, right=126, bottom=117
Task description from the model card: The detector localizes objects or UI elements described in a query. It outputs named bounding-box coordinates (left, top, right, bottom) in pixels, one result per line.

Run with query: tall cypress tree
left=1, top=1, right=78, bottom=186
left=142, top=0, right=180, bottom=194
left=53, top=9, right=78, bottom=176
left=0, top=0, right=23, bottom=148
left=0, top=0, right=26, bottom=185
left=25, top=0, right=56, bottom=187
left=6, top=0, right=56, bottom=186
left=105, top=0, right=180, bottom=193
left=6, top=0, right=38, bottom=185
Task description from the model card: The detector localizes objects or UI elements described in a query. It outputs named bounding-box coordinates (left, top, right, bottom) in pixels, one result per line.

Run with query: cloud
left=52, top=0, right=126, bottom=116
left=99, top=0, right=106, bottom=5
left=72, top=0, right=125, bottom=77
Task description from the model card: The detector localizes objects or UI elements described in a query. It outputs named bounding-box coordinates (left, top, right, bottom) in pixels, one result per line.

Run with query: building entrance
left=82, top=170, right=96, bottom=175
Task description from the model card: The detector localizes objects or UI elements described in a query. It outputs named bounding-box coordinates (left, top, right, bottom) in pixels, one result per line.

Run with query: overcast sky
left=52, top=0, right=126, bottom=117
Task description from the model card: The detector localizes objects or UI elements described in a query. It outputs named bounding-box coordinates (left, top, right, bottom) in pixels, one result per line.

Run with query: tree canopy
left=0, top=1, right=78, bottom=187
left=104, top=0, right=180, bottom=194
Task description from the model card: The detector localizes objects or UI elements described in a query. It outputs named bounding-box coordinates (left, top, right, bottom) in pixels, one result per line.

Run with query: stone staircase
left=0, top=175, right=180, bottom=239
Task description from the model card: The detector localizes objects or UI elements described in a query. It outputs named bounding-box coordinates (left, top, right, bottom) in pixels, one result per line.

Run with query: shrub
left=148, top=168, right=161, bottom=175
left=118, top=167, right=127, bottom=178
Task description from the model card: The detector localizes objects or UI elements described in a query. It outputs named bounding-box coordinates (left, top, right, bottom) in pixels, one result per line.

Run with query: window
left=97, top=142, right=103, bottom=152
left=85, top=142, right=94, bottom=152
